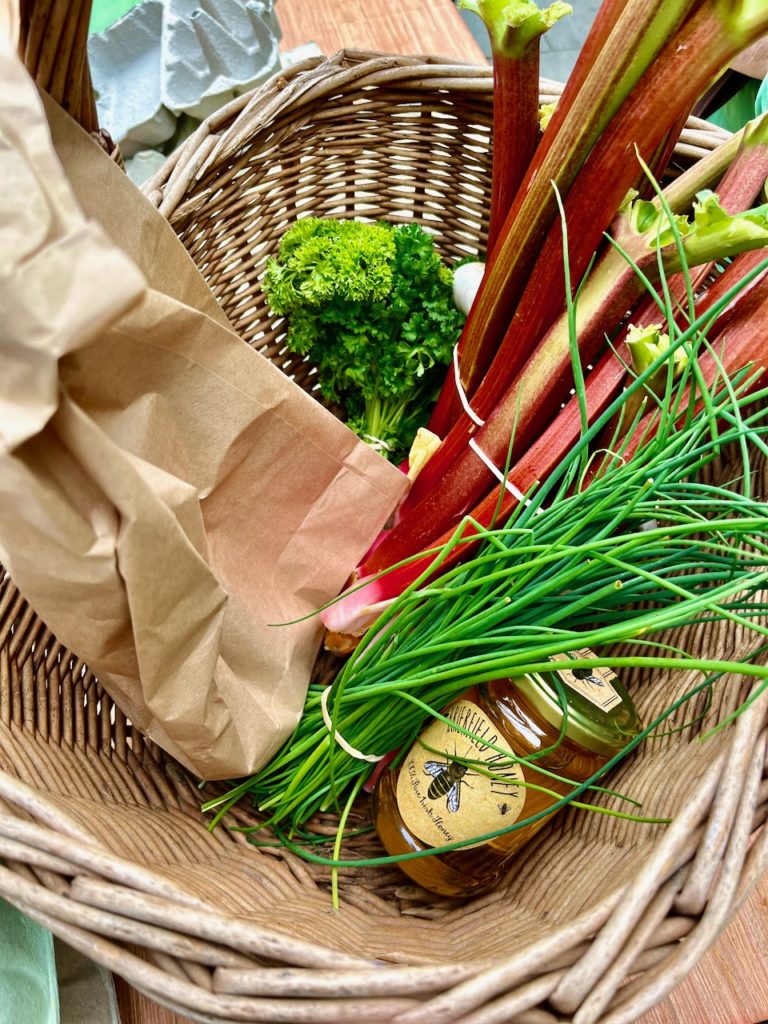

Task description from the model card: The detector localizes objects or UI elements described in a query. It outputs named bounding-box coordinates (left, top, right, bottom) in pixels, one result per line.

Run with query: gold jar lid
left=511, top=655, right=641, bottom=758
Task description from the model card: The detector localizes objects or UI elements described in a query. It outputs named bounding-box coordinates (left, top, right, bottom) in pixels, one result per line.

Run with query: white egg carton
left=162, top=0, right=281, bottom=120
left=89, top=0, right=175, bottom=158
left=88, top=0, right=282, bottom=153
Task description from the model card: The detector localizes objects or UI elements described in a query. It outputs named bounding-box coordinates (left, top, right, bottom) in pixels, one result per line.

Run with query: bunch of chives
left=205, top=379, right=768, bottom=834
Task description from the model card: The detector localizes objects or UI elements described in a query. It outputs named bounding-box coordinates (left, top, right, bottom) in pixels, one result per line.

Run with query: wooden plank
left=638, top=871, right=768, bottom=1024
left=277, top=0, right=486, bottom=63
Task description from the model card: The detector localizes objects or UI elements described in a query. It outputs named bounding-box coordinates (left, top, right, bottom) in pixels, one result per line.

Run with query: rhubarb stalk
left=407, top=116, right=768, bottom=517
left=467, top=1, right=768, bottom=422
left=387, top=195, right=768, bottom=559
left=458, top=0, right=571, bottom=257
left=427, top=0, right=702, bottom=436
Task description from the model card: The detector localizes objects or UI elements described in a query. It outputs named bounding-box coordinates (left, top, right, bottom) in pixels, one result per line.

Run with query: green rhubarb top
left=623, top=189, right=768, bottom=268
left=458, top=0, right=571, bottom=59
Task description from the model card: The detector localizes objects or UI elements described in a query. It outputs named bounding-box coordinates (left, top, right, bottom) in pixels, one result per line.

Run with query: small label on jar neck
left=396, top=699, right=526, bottom=851
left=549, top=650, right=622, bottom=711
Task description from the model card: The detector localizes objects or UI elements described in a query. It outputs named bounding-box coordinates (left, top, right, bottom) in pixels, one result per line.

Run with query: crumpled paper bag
left=0, top=41, right=406, bottom=779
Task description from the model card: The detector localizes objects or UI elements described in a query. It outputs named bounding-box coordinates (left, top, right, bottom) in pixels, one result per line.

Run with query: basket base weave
left=1, top=550, right=768, bottom=1023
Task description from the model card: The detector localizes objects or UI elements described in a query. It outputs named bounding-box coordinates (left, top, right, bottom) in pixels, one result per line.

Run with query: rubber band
left=364, top=434, right=394, bottom=453
left=468, top=437, right=531, bottom=505
left=321, top=688, right=384, bottom=763
left=453, top=345, right=486, bottom=427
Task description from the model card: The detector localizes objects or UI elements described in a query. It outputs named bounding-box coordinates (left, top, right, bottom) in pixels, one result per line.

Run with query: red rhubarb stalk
left=458, top=0, right=571, bottom=257
left=408, top=119, right=768, bottom=517
left=467, top=2, right=768, bottom=421
left=427, top=0, right=702, bottom=436
left=364, top=195, right=768, bottom=586
left=406, top=167, right=768, bottom=517
left=635, top=108, right=694, bottom=201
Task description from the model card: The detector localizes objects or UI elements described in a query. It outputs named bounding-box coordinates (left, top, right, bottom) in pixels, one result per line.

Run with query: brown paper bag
left=0, top=42, right=407, bottom=779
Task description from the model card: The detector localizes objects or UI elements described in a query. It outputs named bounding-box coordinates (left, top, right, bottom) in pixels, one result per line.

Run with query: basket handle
left=14, top=0, right=127, bottom=166
left=17, top=0, right=98, bottom=132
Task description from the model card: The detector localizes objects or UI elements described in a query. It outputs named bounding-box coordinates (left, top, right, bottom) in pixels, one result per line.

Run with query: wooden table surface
left=276, top=0, right=485, bottom=63
left=117, top=2, right=768, bottom=1022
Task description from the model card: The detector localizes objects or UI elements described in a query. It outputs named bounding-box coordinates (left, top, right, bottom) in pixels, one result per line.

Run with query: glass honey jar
left=372, top=650, right=642, bottom=898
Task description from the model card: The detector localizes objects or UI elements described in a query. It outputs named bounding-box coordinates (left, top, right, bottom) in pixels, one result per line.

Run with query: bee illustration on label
left=498, top=802, right=510, bottom=816
left=423, top=759, right=473, bottom=813
left=571, top=666, right=607, bottom=688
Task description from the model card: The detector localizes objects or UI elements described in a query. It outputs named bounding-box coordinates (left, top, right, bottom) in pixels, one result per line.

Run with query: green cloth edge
left=0, top=899, right=59, bottom=1023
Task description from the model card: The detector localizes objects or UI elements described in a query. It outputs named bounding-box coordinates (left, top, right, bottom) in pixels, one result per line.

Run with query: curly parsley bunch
left=262, top=218, right=464, bottom=460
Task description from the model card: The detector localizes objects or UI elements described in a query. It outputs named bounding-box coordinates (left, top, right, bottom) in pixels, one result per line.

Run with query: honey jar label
left=396, top=700, right=526, bottom=851
left=549, top=650, right=622, bottom=711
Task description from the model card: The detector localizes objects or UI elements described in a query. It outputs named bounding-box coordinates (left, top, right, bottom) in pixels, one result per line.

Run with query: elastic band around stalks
left=453, top=345, right=486, bottom=427
left=364, top=434, right=394, bottom=453
left=468, top=437, right=532, bottom=505
left=321, top=688, right=384, bottom=763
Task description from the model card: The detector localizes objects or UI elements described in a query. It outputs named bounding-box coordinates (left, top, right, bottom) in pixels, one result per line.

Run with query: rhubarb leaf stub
left=626, top=198, right=691, bottom=248
left=539, top=102, right=557, bottom=132
left=741, top=113, right=768, bottom=150
left=458, top=0, right=572, bottom=58
left=680, top=193, right=768, bottom=266
left=408, top=428, right=443, bottom=482
left=626, top=323, right=686, bottom=379
left=692, top=190, right=730, bottom=229
left=621, top=188, right=768, bottom=268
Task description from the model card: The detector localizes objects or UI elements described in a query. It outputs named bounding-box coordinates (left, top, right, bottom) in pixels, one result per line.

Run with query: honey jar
left=373, top=651, right=642, bottom=897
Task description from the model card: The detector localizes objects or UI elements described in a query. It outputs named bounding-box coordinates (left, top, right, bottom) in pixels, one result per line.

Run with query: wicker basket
left=2, top=50, right=767, bottom=1024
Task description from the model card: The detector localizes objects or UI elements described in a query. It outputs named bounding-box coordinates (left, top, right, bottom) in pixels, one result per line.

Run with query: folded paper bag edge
left=42, top=92, right=234, bottom=333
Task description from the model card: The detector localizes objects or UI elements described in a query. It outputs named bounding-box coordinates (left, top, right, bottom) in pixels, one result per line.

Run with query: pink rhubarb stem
left=486, top=46, right=541, bottom=257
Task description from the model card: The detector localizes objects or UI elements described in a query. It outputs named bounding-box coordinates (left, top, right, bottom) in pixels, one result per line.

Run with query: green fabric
left=708, top=80, right=761, bottom=132
left=757, top=77, right=768, bottom=118
left=0, top=900, right=59, bottom=1024
left=89, top=0, right=145, bottom=34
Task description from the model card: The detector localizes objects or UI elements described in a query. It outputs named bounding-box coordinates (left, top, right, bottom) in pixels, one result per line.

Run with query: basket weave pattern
left=1, top=52, right=767, bottom=1024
